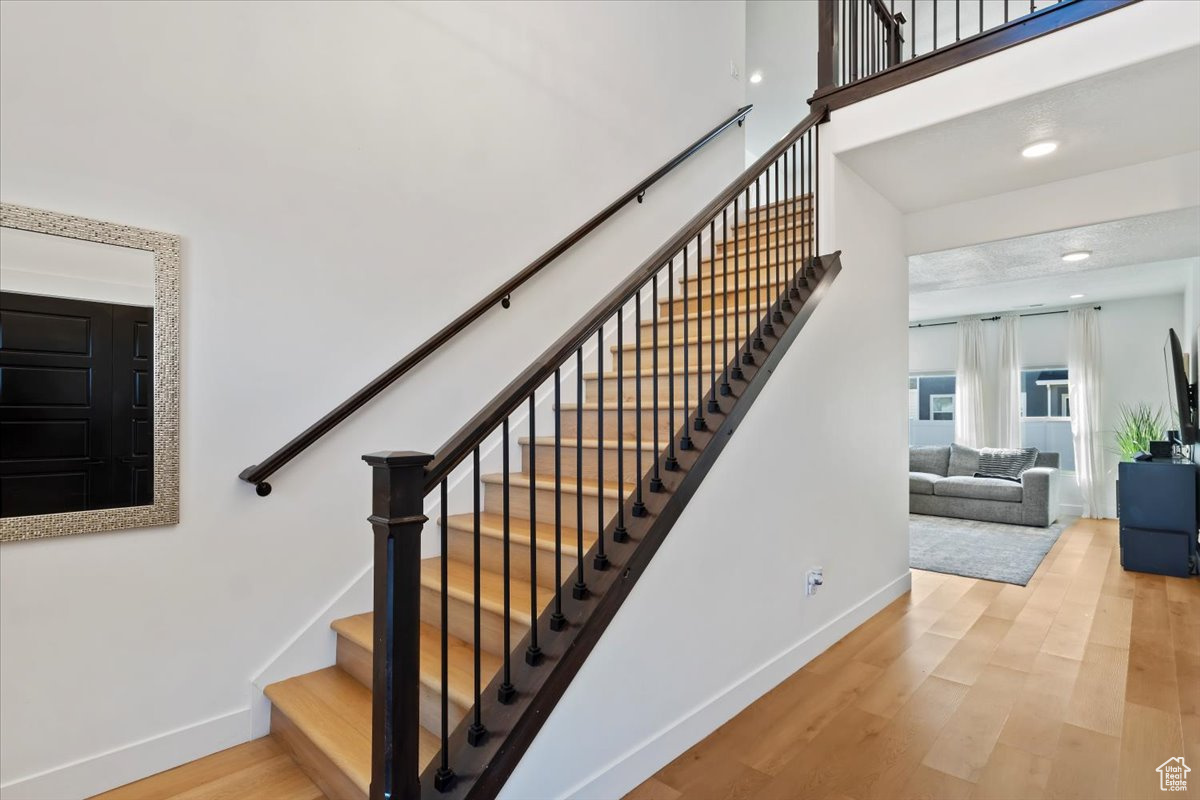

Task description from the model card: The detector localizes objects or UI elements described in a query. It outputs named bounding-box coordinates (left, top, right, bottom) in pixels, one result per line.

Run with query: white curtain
left=1068, top=308, right=1104, bottom=517
left=955, top=319, right=988, bottom=448
left=996, top=315, right=1022, bottom=449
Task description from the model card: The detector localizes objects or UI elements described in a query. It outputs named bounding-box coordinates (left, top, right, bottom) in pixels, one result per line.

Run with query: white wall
left=744, top=0, right=819, bottom=164
left=908, top=293, right=1186, bottom=517
left=501, top=126, right=911, bottom=800
left=0, top=2, right=749, bottom=796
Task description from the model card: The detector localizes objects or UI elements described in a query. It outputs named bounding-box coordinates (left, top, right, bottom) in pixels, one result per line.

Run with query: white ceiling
left=909, top=207, right=1200, bottom=321
left=841, top=46, right=1200, bottom=212
left=910, top=207, right=1200, bottom=293
left=910, top=258, right=1194, bottom=321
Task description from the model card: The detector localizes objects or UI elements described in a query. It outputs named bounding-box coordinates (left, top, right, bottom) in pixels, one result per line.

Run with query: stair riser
left=640, top=308, right=766, bottom=341
left=744, top=200, right=813, bottom=226
left=420, top=580, right=527, bottom=658
left=484, top=482, right=623, bottom=535
left=522, top=442, right=651, bottom=487
left=445, top=526, right=563, bottom=589
left=615, top=340, right=751, bottom=374
left=334, top=636, right=469, bottom=734
left=714, top=225, right=812, bottom=258
left=681, top=261, right=806, bottom=294
left=660, top=285, right=789, bottom=314
left=271, top=706, right=366, bottom=800
left=585, top=368, right=727, bottom=405
left=560, top=407, right=677, bottom=440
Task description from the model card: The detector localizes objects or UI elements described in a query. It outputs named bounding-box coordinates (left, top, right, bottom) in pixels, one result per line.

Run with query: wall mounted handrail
left=422, top=103, right=828, bottom=494
left=237, top=104, right=752, bottom=496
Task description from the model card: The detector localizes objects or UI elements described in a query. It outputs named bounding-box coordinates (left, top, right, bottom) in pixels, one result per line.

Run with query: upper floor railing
left=813, top=0, right=1140, bottom=110
left=238, top=104, right=752, bottom=496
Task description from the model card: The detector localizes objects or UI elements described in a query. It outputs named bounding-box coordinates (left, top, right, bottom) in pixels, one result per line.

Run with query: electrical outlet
left=806, top=567, right=824, bottom=596
left=730, top=60, right=740, bottom=79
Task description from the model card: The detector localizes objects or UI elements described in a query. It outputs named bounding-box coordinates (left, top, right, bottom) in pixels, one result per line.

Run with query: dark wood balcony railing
left=813, top=0, right=1140, bottom=110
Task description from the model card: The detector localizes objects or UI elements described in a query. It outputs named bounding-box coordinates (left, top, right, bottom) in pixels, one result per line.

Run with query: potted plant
left=1112, top=403, right=1166, bottom=518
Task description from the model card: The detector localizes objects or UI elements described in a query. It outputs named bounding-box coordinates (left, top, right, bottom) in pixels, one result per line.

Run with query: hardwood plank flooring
left=92, top=737, right=324, bottom=800
left=631, top=518, right=1200, bottom=800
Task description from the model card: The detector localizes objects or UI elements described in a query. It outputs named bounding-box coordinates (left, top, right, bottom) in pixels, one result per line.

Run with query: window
left=930, top=395, right=955, bottom=421
left=908, top=374, right=956, bottom=421
left=1021, top=368, right=1070, bottom=418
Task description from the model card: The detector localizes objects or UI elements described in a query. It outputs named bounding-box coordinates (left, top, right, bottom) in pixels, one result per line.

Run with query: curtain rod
left=909, top=306, right=1102, bottom=330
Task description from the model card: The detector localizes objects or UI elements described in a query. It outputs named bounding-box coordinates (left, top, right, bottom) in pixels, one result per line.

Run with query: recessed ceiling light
left=1021, top=140, right=1058, bottom=158
left=749, top=71, right=763, bottom=84
left=1061, top=251, right=1091, bottom=262
left=1070, top=293, right=1085, bottom=299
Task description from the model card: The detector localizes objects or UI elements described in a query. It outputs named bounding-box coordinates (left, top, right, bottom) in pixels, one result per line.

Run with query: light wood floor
left=628, top=518, right=1200, bottom=800
left=92, top=736, right=324, bottom=800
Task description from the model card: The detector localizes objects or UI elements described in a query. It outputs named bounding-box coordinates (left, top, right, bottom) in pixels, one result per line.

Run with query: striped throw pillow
left=975, top=447, right=1039, bottom=481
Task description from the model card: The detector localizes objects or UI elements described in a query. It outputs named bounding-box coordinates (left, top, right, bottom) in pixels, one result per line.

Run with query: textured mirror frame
left=0, top=203, right=181, bottom=541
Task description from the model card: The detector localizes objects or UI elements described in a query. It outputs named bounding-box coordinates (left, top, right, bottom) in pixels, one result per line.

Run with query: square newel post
left=817, top=0, right=839, bottom=91
left=364, top=451, right=434, bottom=800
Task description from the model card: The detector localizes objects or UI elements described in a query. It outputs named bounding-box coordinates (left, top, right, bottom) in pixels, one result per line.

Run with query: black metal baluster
left=815, top=123, right=821, bottom=260
left=498, top=421, right=515, bottom=704
left=742, top=186, right=754, bottom=366
left=434, top=478, right=455, bottom=791
left=732, top=196, right=744, bottom=381
left=573, top=350, right=587, bottom=599
left=665, top=256, right=679, bottom=471
left=772, top=158, right=784, bottom=325
left=594, top=325, right=610, bottom=569
left=614, top=309, right=628, bottom=542
left=550, top=371, right=566, bottom=631
left=525, top=395, right=542, bottom=665
left=934, top=0, right=939, bottom=49
left=720, top=208, right=732, bottom=395
left=651, top=272, right=665, bottom=489
left=790, top=143, right=800, bottom=302
left=754, top=177, right=765, bottom=351
left=680, top=245, right=694, bottom=451
left=1005, top=0, right=1010, bottom=22
left=693, top=232, right=706, bottom=432
left=979, top=0, right=984, bottom=34
left=783, top=148, right=794, bottom=309
left=708, top=221, right=719, bottom=412
left=912, top=0, right=917, bottom=58
left=633, top=287, right=648, bottom=514
left=956, top=0, right=961, bottom=40
left=467, top=447, right=487, bottom=745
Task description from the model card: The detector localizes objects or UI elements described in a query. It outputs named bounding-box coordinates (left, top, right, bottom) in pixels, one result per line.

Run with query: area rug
left=909, top=514, right=1069, bottom=586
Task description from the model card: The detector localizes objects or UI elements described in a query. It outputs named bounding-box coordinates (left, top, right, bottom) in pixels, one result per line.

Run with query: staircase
left=261, top=195, right=833, bottom=799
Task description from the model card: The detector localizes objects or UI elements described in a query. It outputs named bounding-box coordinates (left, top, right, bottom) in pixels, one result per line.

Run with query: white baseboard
left=0, top=707, right=251, bottom=800
left=557, top=571, right=913, bottom=800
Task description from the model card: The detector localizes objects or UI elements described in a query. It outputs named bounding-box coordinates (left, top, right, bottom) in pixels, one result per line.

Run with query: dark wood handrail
left=239, top=104, right=753, bottom=495
left=423, top=104, right=830, bottom=493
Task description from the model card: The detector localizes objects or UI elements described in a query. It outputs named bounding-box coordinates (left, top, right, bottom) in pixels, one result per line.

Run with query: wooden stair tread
left=422, top=557, right=546, bottom=628
left=481, top=470, right=628, bottom=500
left=265, top=667, right=439, bottom=794
left=615, top=326, right=782, bottom=354
left=558, top=401, right=688, bottom=411
left=642, top=299, right=773, bottom=326
left=444, top=511, right=592, bottom=556
left=331, top=614, right=500, bottom=713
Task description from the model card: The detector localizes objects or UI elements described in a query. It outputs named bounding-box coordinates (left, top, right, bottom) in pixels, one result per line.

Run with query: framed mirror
left=0, top=203, right=180, bottom=541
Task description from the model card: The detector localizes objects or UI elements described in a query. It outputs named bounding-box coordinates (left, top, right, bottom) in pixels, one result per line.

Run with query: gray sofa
left=909, top=444, right=1061, bottom=527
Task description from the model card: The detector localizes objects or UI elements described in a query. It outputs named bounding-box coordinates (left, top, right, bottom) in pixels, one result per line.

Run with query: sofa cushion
left=934, top=475, right=1024, bottom=503
left=910, top=446, right=951, bottom=477
left=1034, top=452, right=1060, bottom=469
left=977, top=447, right=1039, bottom=479
left=948, top=443, right=981, bottom=477
left=909, top=472, right=941, bottom=495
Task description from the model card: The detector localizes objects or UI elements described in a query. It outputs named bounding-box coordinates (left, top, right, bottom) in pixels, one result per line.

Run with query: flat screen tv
left=1165, top=328, right=1197, bottom=445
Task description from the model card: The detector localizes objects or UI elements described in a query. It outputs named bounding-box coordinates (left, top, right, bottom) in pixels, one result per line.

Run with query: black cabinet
left=1117, top=460, right=1199, bottom=577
